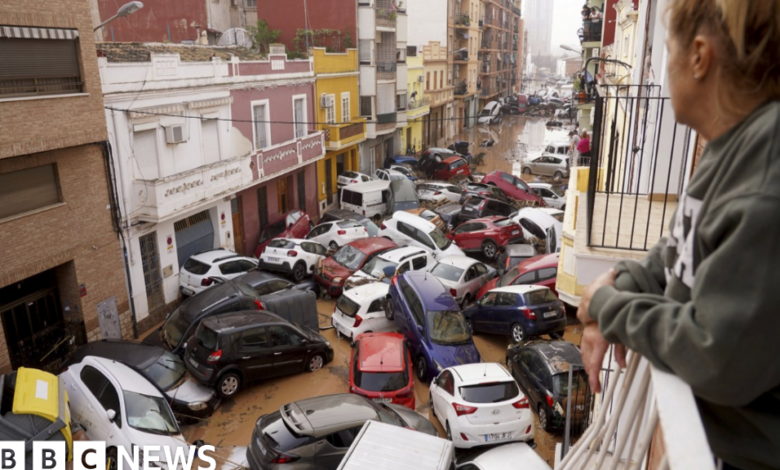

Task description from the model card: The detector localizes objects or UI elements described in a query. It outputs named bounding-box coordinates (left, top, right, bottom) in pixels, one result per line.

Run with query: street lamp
left=94, top=1, right=144, bottom=32
left=560, top=45, right=581, bottom=54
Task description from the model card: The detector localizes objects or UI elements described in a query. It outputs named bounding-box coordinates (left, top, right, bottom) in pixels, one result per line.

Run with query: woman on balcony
left=577, top=1, right=780, bottom=469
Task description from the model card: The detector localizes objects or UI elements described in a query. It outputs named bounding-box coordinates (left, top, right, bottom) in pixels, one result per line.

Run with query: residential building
left=401, top=52, right=431, bottom=153
left=556, top=55, right=583, bottom=78
left=511, top=0, right=524, bottom=94
left=99, top=43, right=323, bottom=331
left=312, top=47, right=366, bottom=214
left=451, top=0, right=482, bottom=129
left=479, top=0, right=517, bottom=107
left=422, top=41, right=455, bottom=147
left=0, top=0, right=131, bottom=373
left=523, top=0, right=553, bottom=56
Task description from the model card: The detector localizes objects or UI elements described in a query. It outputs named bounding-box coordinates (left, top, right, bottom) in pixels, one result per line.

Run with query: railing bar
left=600, top=97, right=611, bottom=247
left=612, top=95, right=632, bottom=247
left=657, top=116, right=680, bottom=248
left=605, top=366, right=652, bottom=470
left=624, top=384, right=650, bottom=470
left=643, top=98, right=666, bottom=250
left=631, top=402, right=660, bottom=468
left=628, top=95, right=652, bottom=250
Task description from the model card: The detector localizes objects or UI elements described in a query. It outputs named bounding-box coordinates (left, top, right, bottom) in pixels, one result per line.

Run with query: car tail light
left=206, top=349, right=222, bottom=364
left=201, top=278, right=213, bottom=287
left=546, top=393, right=555, bottom=407
left=449, top=288, right=458, bottom=297
left=254, top=299, right=265, bottom=310
left=434, top=191, right=442, bottom=195
left=381, top=223, right=387, bottom=230
left=478, top=200, right=487, bottom=210
left=338, top=230, right=347, bottom=235
left=363, top=227, right=368, bottom=232
left=522, top=307, right=536, bottom=320
left=353, top=315, right=363, bottom=328
left=287, top=250, right=298, bottom=257
left=351, top=179, right=358, bottom=183
left=460, top=433, right=469, bottom=441
left=525, top=425, right=532, bottom=434
left=363, top=210, right=366, bottom=216
left=452, top=402, right=478, bottom=417
left=512, top=397, right=530, bottom=409
left=271, top=454, right=300, bottom=464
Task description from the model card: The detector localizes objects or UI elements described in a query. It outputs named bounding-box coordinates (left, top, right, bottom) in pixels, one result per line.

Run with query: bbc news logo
left=0, top=442, right=217, bottom=470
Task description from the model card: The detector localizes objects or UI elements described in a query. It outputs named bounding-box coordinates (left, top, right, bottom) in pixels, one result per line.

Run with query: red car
left=481, top=171, right=545, bottom=206
left=349, top=332, right=415, bottom=409
left=476, top=252, right=560, bottom=300
left=433, top=156, right=471, bottom=180
left=253, top=209, right=312, bottom=257
left=447, top=216, right=524, bottom=259
left=314, top=237, right=397, bottom=296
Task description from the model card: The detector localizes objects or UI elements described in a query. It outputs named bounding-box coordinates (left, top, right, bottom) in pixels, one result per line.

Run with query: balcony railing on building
left=453, top=49, right=469, bottom=62
left=376, top=61, right=397, bottom=80
left=455, top=14, right=471, bottom=27
left=323, top=119, right=366, bottom=150
left=454, top=83, right=468, bottom=96
left=479, top=86, right=492, bottom=97
left=376, top=0, right=398, bottom=28
left=586, top=85, right=693, bottom=252
left=580, top=19, right=603, bottom=43
left=407, top=97, right=430, bottom=110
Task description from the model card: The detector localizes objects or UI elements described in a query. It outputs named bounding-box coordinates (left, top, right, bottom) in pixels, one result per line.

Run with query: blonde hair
left=667, top=0, right=780, bottom=111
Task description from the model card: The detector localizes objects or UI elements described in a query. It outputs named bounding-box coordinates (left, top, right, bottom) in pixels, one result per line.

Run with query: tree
left=248, top=19, right=280, bottom=54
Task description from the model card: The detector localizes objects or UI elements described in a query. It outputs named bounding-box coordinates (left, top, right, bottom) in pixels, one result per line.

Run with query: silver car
left=521, top=154, right=570, bottom=180
left=431, top=255, right=497, bottom=307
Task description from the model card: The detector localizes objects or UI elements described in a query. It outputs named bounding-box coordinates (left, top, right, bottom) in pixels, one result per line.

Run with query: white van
left=338, top=421, right=455, bottom=470
left=340, top=180, right=391, bottom=221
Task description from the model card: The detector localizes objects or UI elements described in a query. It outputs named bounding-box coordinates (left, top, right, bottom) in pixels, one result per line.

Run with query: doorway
left=139, top=232, right=165, bottom=313
left=278, top=175, right=293, bottom=214
left=406, top=128, right=412, bottom=153
left=325, top=159, right=334, bottom=205
left=231, top=197, right=244, bottom=255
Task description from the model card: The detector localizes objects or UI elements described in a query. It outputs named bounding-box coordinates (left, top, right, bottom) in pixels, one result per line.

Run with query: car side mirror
left=417, top=324, right=424, bottom=333
left=288, top=223, right=294, bottom=229
left=107, top=409, right=117, bottom=422
left=301, top=338, right=310, bottom=345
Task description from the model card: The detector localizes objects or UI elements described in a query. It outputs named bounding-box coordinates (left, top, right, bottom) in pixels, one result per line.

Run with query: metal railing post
left=563, top=365, right=574, bottom=458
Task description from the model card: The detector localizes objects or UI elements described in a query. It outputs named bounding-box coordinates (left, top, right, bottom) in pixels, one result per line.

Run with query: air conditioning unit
left=165, top=125, right=186, bottom=144
left=417, top=75, right=424, bottom=83
left=320, top=94, right=335, bottom=108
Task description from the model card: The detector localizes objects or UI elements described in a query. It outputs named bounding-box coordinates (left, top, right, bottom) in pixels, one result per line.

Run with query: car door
left=526, top=353, right=549, bottom=409
left=465, top=222, right=488, bottom=250
left=400, top=281, right=426, bottom=357
left=366, top=297, right=393, bottom=332
left=411, top=226, right=436, bottom=252
left=472, top=292, right=497, bottom=332
left=307, top=224, right=329, bottom=245
left=395, top=221, right=417, bottom=246
left=451, top=223, right=475, bottom=250
left=431, top=370, right=455, bottom=422
left=462, top=265, right=481, bottom=298
left=237, top=327, right=276, bottom=381
left=492, top=292, right=520, bottom=334
left=301, top=241, right=325, bottom=270
left=510, top=270, right=537, bottom=287
left=515, top=351, right=539, bottom=402
left=537, top=267, right=559, bottom=296
left=540, top=188, right=558, bottom=207
left=292, top=211, right=309, bottom=237
left=315, top=425, right=364, bottom=470
left=75, top=365, right=123, bottom=444
left=268, top=325, right=309, bottom=375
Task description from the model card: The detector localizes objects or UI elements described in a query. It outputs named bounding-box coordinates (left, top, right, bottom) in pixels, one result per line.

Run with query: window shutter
left=134, top=130, right=160, bottom=180
left=202, top=120, right=220, bottom=164
left=0, top=38, right=82, bottom=97
left=253, top=105, right=268, bottom=149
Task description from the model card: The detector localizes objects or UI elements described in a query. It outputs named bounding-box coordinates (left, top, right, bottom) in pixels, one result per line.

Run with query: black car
left=459, top=196, right=516, bottom=221
left=505, top=340, right=591, bottom=433
left=434, top=203, right=463, bottom=231
left=63, top=340, right=220, bottom=421
left=184, top=311, right=334, bottom=398
left=150, top=279, right=262, bottom=355
left=460, top=182, right=510, bottom=203
left=319, top=209, right=380, bottom=237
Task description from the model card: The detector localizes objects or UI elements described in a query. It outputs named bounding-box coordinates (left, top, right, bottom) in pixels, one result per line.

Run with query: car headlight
left=325, top=340, right=332, bottom=348
left=188, top=401, right=207, bottom=411
left=333, top=277, right=343, bottom=283
left=433, top=359, right=444, bottom=372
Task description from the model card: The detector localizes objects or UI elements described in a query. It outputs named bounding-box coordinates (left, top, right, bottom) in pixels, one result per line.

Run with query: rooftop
left=96, top=42, right=267, bottom=63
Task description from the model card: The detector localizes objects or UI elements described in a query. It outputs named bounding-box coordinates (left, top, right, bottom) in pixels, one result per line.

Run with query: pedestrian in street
left=577, top=1, right=780, bottom=469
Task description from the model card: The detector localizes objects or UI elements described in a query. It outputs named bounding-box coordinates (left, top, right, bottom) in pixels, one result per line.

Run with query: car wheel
left=306, top=354, right=325, bottom=372
left=217, top=372, right=241, bottom=398
left=107, top=448, right=118, bottom=470
left=554, top=171, right=564, bottom=182
left=523, top=167, right=532, bottom=175
left=511, top=323, right=526, bottom=343
left=383, top=297, right=394, bottom=320
left=416, top=356, right=428, bottom=382
left=329, top=241, right=339, bottom=251
left=482, top=240, right=498, bottom=259
left=292, top=262, right=306, bottom=282
left=539, top=405, right=552, bottom=432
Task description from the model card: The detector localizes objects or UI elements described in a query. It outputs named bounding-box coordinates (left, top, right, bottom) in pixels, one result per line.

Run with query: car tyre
left=292, top=262, right=306, bottom=282
left=511, top=323, right=526, bottom=343
left=217, top=372, right=241, bottom=398
left=329, top=241, right=339, bottom=251
left=416, top=356, right=428, bottom=382
left=383, top=297, right=394, bottom=320
left=482, top=240, right=498, bottom=259
left=539, top=405, right=553, bottom=432
left=306, top=354, right=325, bottom=372
left=554, top=171, right=564, bottom=182
left=523, top=167, right=532, bottom=175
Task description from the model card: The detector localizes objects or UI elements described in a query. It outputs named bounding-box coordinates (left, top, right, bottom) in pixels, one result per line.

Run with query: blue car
left=463, top=285, right=566, bottom=343
left=384, top=154, right=419, bottom=169
left=389, top=271, right=481, bottom=382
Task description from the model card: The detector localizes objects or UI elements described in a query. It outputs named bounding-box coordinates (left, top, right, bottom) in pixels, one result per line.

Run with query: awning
left=0, top=25, right=79, bottom=40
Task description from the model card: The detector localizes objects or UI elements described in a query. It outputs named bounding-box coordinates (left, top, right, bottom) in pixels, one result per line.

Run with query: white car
left=337, top=170, right=372, bottom=190
left=179, top=249, right=258, bottom=296
left=455, top=442, right=551, bottom=470
left=430, top=363, right=534, bottom=449
left=378, top=211, right=465, bottom=259
left=346, top=246, right=436, bottom=288
left=390, top=165, right=416, bottom=179
left=528, top=183, right=566, bottom=210
left=306, top=220, right=368, bottom=250
left=430, top=255, right=496, bottom=307
left=374, top=168, right=407, bottom=181
left=539, top=207, right=564, bottom=222
left=61, top=356, right=191, bottom=465
left=258, top=238, right=327, bottom=282
left=478, top=101, right=503, bottom=125
left=416, top=182, right=463, bottom=203
left=331, top=282, right=395, bottom=345
left=511, top=208, right=563, bottom=253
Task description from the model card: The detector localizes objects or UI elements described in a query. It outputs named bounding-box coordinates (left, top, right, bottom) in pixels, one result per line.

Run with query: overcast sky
left=547, top=0, right=584, bottom=56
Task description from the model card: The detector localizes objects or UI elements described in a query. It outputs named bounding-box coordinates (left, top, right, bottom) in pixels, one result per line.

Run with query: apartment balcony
left=453, top=83, right=468, bottom=96
left=323, top=118, right=367, bottom=151
left=377, top=61, right=397, bottom=81
left=406, top=97, right=431, bottom=119
left=580, top=19, right=603, bottom=44
left=376, top=0, right=398, bottom=30
left=453, top=50, right=469, bottom=64
left=479, top=18, right=484, bottom=29
left=377, top=112, right=396, bottom=124
left=454, top=14, right=471, bottom=28
left=428, top=87, right=454, bottom=107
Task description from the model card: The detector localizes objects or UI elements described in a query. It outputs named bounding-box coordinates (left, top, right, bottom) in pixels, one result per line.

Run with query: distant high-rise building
left=524, top=0, right=553, bottom=56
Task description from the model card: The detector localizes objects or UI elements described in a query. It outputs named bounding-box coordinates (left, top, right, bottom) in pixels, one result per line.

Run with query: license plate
left=256, top=439, right=267, bottom=456
left=182, top=287, right=195, bottom=296
left=544, top=310, right=557, bottom=318
left=511, top=230, right=519, bottom=235
left=267, top=257, right=280, bottom=263
left=188, top=357, right=199, bottom=368
left=485, top=432, right=512, bottom=442
left=372, top=398, right=392, bottom=403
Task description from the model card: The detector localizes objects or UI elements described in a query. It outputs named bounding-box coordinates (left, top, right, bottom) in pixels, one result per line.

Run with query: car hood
left=440, top=243, right=465, bottom=258
left=168, top=374, right=217, bottom=404
left=478, top=116, right=493, bottom=124
left=429, top=340, right=481, bottom=369
left=126, top=428, right=190, bottom=457
left=319, top=258, right=354, bottom=280
left=386, top=404, right=438, bottom=436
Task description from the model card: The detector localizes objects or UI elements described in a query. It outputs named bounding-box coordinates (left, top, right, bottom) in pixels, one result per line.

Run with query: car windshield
left=333, top=245, right=367, bottom=270
left=355, top=369, right=409, bottom=392
left=268, top=239, right=295, bottom=249
left=162, top=308, right=189, bottom=348
left=195, top=322, right=218, bottom=350
left=427, top=310, right=471, bottom=345
left=553, top=370, right=589, bottom=397
left=360, top=256, right=398, bottom=279
left=336, top=295, right=361, bottom=317
left=182, top=259, right=210, bottom=275
left=549, top=186, right=565, bottom=197
left=371, top=402, right=405, bottom=426
left=479, top=108, right=492, bottom=117
left=497, top=265, right=520, bottom=287
left=124, top=391, right=180, bottom=435
left=429, top=228, right=451, bottom=250
left=459, top=381, right=520, bottom=403
left=431, top=263, right=464, bottom=282
left=260, top=220, right=286, bottom=242
left=524, top=289, right=558, bottom=305
left=144, top=351, right=187, bottom=391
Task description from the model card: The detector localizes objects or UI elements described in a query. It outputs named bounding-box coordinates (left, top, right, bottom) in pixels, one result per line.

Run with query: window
left=257, top=186, right=268, bottom=229
left=440, top=72, right=444, bottom=88
left=240, top=327, right=268, bottom=351
left=325, top=426, right=362, bottom=448
left=411, top=256, right=428, bottom=270
left=367, top=299, right=385, bottom=313
left=426, top=72, right=431, bottom=90
left=396, top=48, right=406, bottom=63
left=253, top=103, right=269, bottom=149
left=0, top=164, right=61, bottom=220
left=433, top=72, right=437, bottom=90
left=360, top=96, right=373, bottom=117
left=481, top=292, right=497, bottom=306
left=79, top=366, right=122, bottom=427
left=407, top=45, right=417, bottom=57
left=396, top=93, right=407, bottom=111
left=325, top=96, right=336, bottom=124
left=133, top=129, right=160, bottom=180
left=0, top=33, right=83, bottom=98
left=297, top=171, right=306, bottom=212
left=202, top=119, right=220, bottom=164
left=245, top=0, right=256, bottom=6
left=341, top=93, right=350, bottom=123
left=496, top=292, right=517, bottom=306
left=359, top=40, right=372, bottom=63
left=436, top=371, right=454, bottom=395
left=293, top=96, right=307, bottom=138
left=538, top=267, right=557, bottom=281
left=512, top=271, right=537, bottom=285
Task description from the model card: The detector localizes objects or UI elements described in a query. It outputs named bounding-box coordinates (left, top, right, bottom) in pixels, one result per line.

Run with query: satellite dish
left=218, top=28, right=253, bottom=49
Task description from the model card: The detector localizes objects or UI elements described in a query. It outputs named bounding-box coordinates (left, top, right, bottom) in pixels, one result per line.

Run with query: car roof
left=342, top=180, right=391, bottom=192
left=425, top=147, right=453, bottom=154
left=468, top=442, right=551, bottom=470
left=484, top=101, right=499, bottom=110
left=391, top=211, right=436, bottom=232
left=402, top=271, right=460, bottom=311
left=324, top=209, right=369, bottom=223
left=465, top=183, right=489, bottom=189
left=357, top=333, right=406, bottom=373
left=539, top=208, right=563, bottom=216
left=464, top=196, right=504, bottom=205
left=179, top=281, right=244, bottom=321
left=202, top=310, right=285, bottom=332
left=442, top=156, right=464, bottom=163
left=450, top=363, right=511, bottom=384
left=471, top=216, right=506, bottom=224
left=85, top=356, right=162, bottom=396
left=514, top=208, right=559, bottom=229
left=384, top=169, right=406, bottom=176
left=190, top=249, right=240, bottom=264
left=389, top=179, right=418, bottom=198
left=349, top=237, right=397, bottom=253
left=281, top=394, right=377, bottom=437
left=437, top=255, right=477, bottom=269
left=516, top=253, right=560, bottom=272
left=528, top=183, right=553, bottom=189
left=505, top=244, right=537, bottom=256
left=380, top=246, right=430, bottom=262
left=525, top=341, right=583, bottom=374
left=343, top=281, right=390, bottom=301
left=235, top=270, right=285, bottom=285
left=67, top=340, right=164, bottom=369
left=490, top=285, right=548, bottom=295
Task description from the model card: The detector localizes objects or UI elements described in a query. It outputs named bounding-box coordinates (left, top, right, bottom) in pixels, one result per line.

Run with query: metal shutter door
left=202, top=120, right=220, bottom=164
left=133, top=130, right=160, bottom=180
left=174, top=211, right=215, bottom=269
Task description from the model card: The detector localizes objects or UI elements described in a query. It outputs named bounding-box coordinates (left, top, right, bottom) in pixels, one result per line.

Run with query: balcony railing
left=479, top=86, right=492, bottom=97
left=407, top=97, right=430, bottom=110
left=377, top=111, right=396, bottom=124
left=586, top=85, right=693, bottom=251
left=580, top=20, right=603, bottom=43
left=453, top=51, right=469, bottom=62
left=376, top=0, right=398, bottom=28
left=377, top=61, right=397, bottom=80
left=455, top=14, right=471, bottom=27
left=454, top=83, right=468, bottom=95
left=323, top=119, right=366, bottom=150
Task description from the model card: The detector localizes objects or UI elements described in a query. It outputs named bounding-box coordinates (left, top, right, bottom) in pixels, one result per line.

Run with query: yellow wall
left=316, top=146, right=359, bottom=205
left=402, top=56, right=426, bottom=152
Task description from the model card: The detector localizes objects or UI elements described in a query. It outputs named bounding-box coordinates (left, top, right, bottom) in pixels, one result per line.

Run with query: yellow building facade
left=401, top=55, right=430, bottom=154
left=312, top=48, right=367, bottom=216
